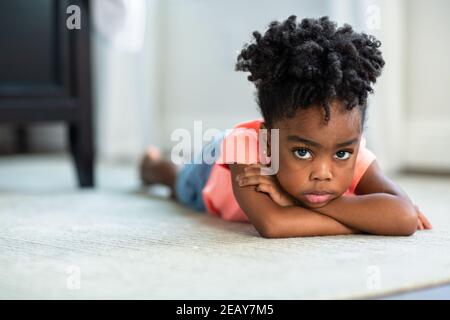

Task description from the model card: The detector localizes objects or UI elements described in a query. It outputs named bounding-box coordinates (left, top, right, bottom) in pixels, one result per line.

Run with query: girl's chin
left=297, top=197, right=334, bottom=209
left=302, top=201, right=329, bottom=209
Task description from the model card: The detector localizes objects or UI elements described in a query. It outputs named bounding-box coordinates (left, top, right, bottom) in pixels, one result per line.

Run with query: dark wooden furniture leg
left=14, top=125, right=30, bottom=154
left=68, top=122, right=94, bottom=187
left=69, top=0, right=94, bottom=188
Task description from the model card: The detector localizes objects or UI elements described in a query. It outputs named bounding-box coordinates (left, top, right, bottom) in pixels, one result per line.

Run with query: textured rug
left=0, top=155, right=449, bottom=299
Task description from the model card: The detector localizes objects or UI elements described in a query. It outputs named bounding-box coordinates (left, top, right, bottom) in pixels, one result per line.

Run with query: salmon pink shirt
left=201, top=119, right=376, bottom=222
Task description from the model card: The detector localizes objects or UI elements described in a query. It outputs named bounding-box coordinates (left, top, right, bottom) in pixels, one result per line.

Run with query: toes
left=140, top=146, right=163, bottom=184
left=145, top=146, right=162, bottom=162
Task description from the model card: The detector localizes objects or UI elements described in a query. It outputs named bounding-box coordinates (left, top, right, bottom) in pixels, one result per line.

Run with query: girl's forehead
left=274, top=104, right=362, bottom=139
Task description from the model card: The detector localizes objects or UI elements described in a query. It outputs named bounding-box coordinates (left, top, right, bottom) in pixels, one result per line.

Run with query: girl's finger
left=256, top=183, right=279, bottom=201
left=414, top=205, right=430, bottom=230
left=255, top=183, right=274, bottom=194
left=237, top=175, right=274, bottom=187
left=419, top=213, right=433, bottom=229
left=236, top=172, right=258, bottom=182
left=415, top=204, right=433, bottom=229
left=244, top=163, right=263, bottom=171
left=417, top=219, right=424, bottom=230
left=243, top=166, right=264, bottom=175
left=239, top=168, right=276, bottom=180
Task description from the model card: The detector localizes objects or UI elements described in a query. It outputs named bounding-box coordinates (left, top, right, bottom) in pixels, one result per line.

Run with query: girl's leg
left=140, top=147, right=179, bottom=198
left=140, top=132, right=224, bottom=210
left=172, top=133, right=224, bottom=211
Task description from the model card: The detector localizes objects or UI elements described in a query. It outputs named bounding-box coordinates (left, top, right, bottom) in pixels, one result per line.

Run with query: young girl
left=140, top=16, right=432, bottom=238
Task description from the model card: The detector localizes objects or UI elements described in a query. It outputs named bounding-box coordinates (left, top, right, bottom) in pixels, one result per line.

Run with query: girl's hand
left=235, top=164, right=297, bottom=207
left=414, top=204, right=433, bottom=230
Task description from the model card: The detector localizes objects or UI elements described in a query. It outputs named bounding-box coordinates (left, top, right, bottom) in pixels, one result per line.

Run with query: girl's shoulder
left=233, top=118, right=265, bottom=131
left=347, top=136, right=377, bottom=194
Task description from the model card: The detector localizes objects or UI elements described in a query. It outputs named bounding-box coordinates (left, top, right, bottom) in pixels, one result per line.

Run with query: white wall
left=159, top=0, right=330, bottom=148
left=89, top=0, right=400, bottom=166
left=404, top=0, right=450, bottom=170
left=91, top=0, right=450, bottom=173
left=158, top=0, right=408, bottom=173
left=351, top=0, right=450, bottom=172
left=355, top=0, right=408, bottom=175
left=92, top=0, right=163, bottom=162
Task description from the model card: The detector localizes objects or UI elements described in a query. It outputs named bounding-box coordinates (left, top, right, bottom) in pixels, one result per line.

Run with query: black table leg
left=68, top=122, right=94, bottom=188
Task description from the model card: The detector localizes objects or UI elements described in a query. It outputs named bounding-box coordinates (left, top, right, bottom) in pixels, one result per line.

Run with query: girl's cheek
left=277, top=155, right=309, bottom=187
left=279, top=154, right=300, bottom=171
left=335, top=168, right=355, bottom=190
left=277, top=170, right=305, bottom=193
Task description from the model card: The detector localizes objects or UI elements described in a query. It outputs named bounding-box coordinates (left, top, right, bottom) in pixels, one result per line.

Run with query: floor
left=0, top=154, right=450, bottom=299
left=384, top=283, right=450, bottom=299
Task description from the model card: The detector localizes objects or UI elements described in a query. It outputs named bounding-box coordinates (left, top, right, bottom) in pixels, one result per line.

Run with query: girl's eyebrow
left=286, top=135, right=359, bottom=148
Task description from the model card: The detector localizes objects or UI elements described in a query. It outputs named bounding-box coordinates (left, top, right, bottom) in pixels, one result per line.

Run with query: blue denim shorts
left=174, top=132, right=225, bottom=211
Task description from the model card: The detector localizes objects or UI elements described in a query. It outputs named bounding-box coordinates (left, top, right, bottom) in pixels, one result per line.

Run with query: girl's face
left=268, top=101, right=363, bottom=209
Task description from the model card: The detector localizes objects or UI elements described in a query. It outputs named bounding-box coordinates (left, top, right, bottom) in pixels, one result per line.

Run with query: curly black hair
left=235, top=15, right=385, bottom=127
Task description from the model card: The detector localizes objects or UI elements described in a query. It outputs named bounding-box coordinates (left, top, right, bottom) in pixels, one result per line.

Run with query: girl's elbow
left=396, top=202, right=418, bottom=236
left=259, top=229, right=277, bottom=239
left=400, top=215, right=418, bottom=236
left=258, top=223, right=281, bottom=238
left=257, top=216, right=283, bottom=239
left=396, top=220, right=416, bottom=236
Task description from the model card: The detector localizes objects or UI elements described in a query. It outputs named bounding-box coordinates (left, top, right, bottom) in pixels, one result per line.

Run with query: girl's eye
left=293, top=148, right=312, bottom=160
left=335, top=151, right=352, bottom=160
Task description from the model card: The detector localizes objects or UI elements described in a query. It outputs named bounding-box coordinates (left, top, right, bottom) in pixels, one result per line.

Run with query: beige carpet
left=0, top=154, right=449, bottom=299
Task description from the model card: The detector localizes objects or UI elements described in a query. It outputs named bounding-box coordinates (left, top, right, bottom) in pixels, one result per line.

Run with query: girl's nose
left=310, top=162, right=333, bottom=181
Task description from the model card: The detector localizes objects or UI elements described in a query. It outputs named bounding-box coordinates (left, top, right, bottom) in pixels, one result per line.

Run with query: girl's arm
left=236, top=161, right=427, bottom=237
left=230, top=164, right=359, bottom=238
left=353, top=159, right=432, bottom=231
left=310, top=193, right=418, bottom=236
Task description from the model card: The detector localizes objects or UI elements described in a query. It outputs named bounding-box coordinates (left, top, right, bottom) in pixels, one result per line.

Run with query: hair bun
left=236, top=15, right=384, bottom=90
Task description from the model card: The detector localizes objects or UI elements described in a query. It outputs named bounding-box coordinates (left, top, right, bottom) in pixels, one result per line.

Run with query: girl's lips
left=304, top=193, right=334, bottom=204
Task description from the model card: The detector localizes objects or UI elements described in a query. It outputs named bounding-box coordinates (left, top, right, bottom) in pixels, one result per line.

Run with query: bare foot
left=139, top=146, right=178, bottom=198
